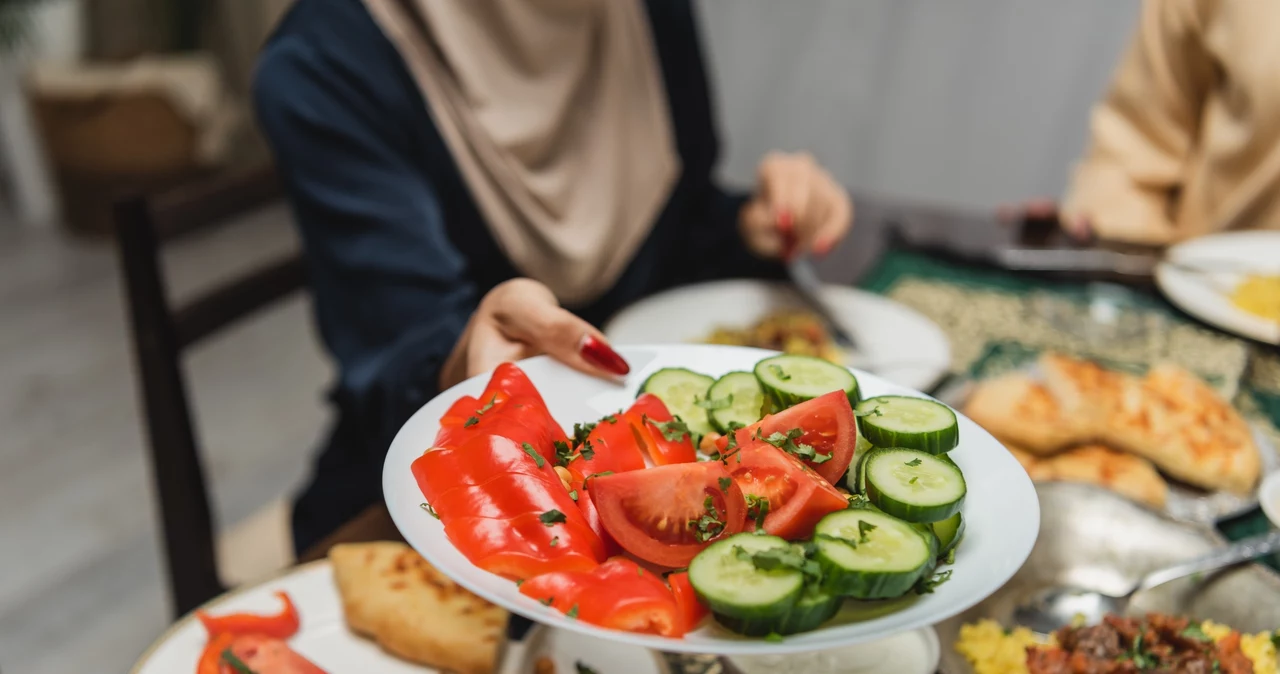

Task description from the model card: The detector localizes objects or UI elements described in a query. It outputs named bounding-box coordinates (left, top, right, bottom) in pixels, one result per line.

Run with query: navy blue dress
left=254, top=0, right=781, bottom=552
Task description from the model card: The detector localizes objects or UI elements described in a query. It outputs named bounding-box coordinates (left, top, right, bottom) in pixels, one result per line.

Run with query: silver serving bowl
left=936, top=482, right=1280, bottom=674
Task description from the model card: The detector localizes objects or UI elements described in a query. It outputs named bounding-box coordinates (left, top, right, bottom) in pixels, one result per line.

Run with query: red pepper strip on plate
left=412, top=434, right=564, bottom=504
left=430, top=472, right=588, bottom=525
left=225, top=634, right=328, bottom=674
left=520, top=558, right=685, bottom=637
left=628, top=394, right=698, bottom=465
left=434, top=363, right=569, bottom=462
left=667, top=571, right=709, bottom=633
left=196, top=591, right=300, bottom=639
left=444, top=511, right=602, bottom=579
left=197, top=632, right=237, bottom=674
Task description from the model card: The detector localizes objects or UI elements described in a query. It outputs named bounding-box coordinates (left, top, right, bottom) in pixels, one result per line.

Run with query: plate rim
left=601, top=279, right=954, bottom=392
left=382, top=344, right=1040, bottom=655
left=1155, top=233, right=1280, bottom=345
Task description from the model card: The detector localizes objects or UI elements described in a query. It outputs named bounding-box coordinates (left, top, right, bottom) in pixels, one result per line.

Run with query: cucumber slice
left=856, top=396, right=959, bottom=455
left=688, top=534, right=804, bottom=621
left=864, top=448, right=967, bottom=523
left=706, top=371, right=766, bottom=433
left=813, top=509, right=932, bottom=599
left=640, top=368, right=716, bottom=438
left=849, top=435, right=875, bottom=494
left=931, top=512, right=965, bottom=556
left=716, top=584, right=841, bottom=636
left=754, top=354, right=859, bottom=410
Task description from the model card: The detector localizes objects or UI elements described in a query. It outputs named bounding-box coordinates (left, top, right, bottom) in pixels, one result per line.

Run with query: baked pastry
left=1005, top=442, right=1169, bottom=509
left=962, top=373, right=1090, bottom=455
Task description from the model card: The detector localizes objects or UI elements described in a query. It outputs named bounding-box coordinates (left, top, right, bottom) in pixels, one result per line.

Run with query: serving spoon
left=1012, top=529, right=1280, bottom=635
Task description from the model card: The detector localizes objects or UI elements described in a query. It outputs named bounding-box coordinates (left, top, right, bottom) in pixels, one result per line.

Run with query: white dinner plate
left=131, top=561, right=666, bottom=674
left=1156, top=231, right=1280, bottom=345
left=382, top=345, right=1040, bottom=656
left=603, top=280, right=952, bottom=392
left=727, top=626, right=940, bottom=674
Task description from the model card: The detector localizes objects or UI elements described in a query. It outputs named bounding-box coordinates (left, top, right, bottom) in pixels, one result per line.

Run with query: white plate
left=603, top=280, right=952, bottom=392
left=1262, top=472, right=1280, bottom=529
left=382, top=345, right=1040, bottom=655
left=131, top=561, right=666, bottom=674
left=1156, top=231, right=1280, bottom=345
left=727, top=626, right=939, bottom=674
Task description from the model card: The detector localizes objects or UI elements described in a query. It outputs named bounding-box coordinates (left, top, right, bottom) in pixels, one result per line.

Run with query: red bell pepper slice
left=430, top=472, right=587, bottom=525
left=434, top=363, right=569, bottom=461
left=197, top=632, right=236, bottom=674
left=444, top=511, right=603, bottom=579
left=564, top=413, right=648, bottom=477
left=196, top=591, right=300, bottom=639
left=666, top=571, right=709, bottom=633
left=628, top=394, right=698, bottom=465
left=520, top=558, right=684, bottom=637
left=412, top=434, right=563, bottom=505
left=225, top=634, right=328, bottom=674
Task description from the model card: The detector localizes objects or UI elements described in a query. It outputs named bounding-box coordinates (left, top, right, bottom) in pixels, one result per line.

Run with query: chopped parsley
left=463, top=416, right=479, bottom=428
left=768, top=364, right=791, bottom=381
left=765, top=632, right=784, bottom=643
left=515, top=579, right=525, bottom=588
left=602, top=413, right=619, bottom=424
left=909, top=476, right=919, bottom=485
left=539, top=597, right=555, bottom=606
left=718, top=477, right=732, bottom=492
left=575, top=663, right=600, bottom=674
left=585, top=471, right=614, bottom=483
left=1120, top=631, right=1157, bottom=670
left=732, top=543, right=822, bottom=581
left=857, top=520, right=877, bottom=543
left=539, top=509, right=567, bottom=526
left=905, top=458, right=923, bottom=467
left=688, top=496, right=725, bottom=542
left=761, top=428, right=831, bottom=464
left=654, top=417, right=693, bottom=442
left=915, top=569, right=953, bottom=595
left=1181, top=623, right=1211, bottom=642
left=566, top=604, right=580, bottom=619
left=522, top=442, right=546, bottom=468
left=420, top=502, right=440, bottom=519
left=846, top=494, right=874, bottom=510
left=221, top=650, right=258, bottom=674
left=745, top=494, right=770, bottom=530
left=572, top=422, right=597, bottom=447
left=568, top=490, right=579, bottom=501
left=549, top=536, right=560, bottom=547
left=944, top=548, right=956, bottom=565
left=854, top=407, right=883, bottom=418
left=555, top=438, right=595, bottom=465
left=464, top=394, right=500, bottom=428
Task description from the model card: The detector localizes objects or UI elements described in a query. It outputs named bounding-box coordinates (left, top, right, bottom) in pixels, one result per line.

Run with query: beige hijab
left=360, top=0, right=680, bottom=305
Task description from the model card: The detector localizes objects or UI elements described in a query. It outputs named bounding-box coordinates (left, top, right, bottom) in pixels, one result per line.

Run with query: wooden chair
left=114, top=164, right=307, bottom=617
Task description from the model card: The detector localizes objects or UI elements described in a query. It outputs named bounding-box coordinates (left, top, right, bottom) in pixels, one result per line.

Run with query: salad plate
left=383, top=345, right=1038, bottom=655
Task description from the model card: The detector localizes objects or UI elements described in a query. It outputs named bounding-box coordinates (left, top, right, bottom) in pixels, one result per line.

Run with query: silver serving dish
left=936, top=482, right=1280, bottom=674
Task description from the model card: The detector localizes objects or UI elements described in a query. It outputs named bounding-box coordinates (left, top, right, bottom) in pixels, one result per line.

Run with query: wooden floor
left=0, top=208, right=332, bottom=674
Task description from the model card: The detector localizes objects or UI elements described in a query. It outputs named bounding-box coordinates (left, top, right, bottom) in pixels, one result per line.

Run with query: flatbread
left=1005, top=442, right=1169, bottom=509
left=1042, top=355, right=1260, bottom=494
left=329, top=542, right=508, bottom=674
left=962, top=373, right=1090, bottom=455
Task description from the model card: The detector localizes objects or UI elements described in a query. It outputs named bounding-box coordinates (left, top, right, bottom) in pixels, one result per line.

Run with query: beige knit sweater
left=1062, top=0, right=1280, bottom=245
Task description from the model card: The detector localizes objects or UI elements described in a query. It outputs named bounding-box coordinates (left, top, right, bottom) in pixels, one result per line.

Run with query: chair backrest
left=113, top=164, right=306, bottom=617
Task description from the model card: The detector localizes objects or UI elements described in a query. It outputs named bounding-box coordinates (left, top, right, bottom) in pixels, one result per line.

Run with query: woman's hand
left=739, top=152, right=854, bottom=260
left=439, top=279, right=630, bottom=390
left=997, top=198, right=1093, bottom=242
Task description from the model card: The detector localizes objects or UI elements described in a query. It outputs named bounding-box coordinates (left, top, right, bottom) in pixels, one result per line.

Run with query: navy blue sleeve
left=254, top=33, right=474, bottom=440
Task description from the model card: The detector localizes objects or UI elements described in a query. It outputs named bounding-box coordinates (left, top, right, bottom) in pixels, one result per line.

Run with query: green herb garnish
left=420, top=502, right=440, bottom=519
left=568, top=490, right=579, bottom=502
left=905, top=458, right=922, bottom=467
left=463, top=416, right=480, bottom=428
left=733, top=544, right=822, bottom=581
left=540, top=597, right=554, bottom=606
left=768, top=365, right=791, bottom=381
left=718, top=477, right=732, bottom=492
left=857, top=520, right=877, bottom=543
left=576, top=663, right=600, bottom=674
left=522, top=442, right=546, bottom=468
left=745, top=494, right=770, bottom=530
left=761, top=428, right=830, bottom=465
left=654, top=418, right=692, bottom=443
left=695, top=394, right=733, bottom=411
left=539, top=509, right=567, bottom=526
left=566, top=604, right=580, bottom=619
left=549, top=536, right=559, bottom=547
left=915, top=569, right=953, bottom=595
left=688, top=496, right=725, bottom=542
left=221, top=650, right=258, bottom=674
left=1181, top=623, right=1212, bottom=642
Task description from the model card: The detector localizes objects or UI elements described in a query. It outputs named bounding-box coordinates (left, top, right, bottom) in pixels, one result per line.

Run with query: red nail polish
left=777, top=210, right=797, bottom=259
left=815, top=236, right=835, bottom=257
left=777, top=210, right=794, bottom=234
left=579, top=335, right=630, bottom=376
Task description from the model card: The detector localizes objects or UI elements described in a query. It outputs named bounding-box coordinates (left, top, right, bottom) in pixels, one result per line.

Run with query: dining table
left=295, top=190, right=1280, bottom=674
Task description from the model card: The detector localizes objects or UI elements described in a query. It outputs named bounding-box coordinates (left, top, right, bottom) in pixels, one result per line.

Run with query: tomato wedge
left=444, top=511, right=602, bottom=579
left=666, top=571, right=709, bottom=633
left=629, top=394, right=698, bottom=465
left=520, top=558, right=684, bottom=636
left=727, top=441, right=849, bottom=540
left=572, top=480, right=622, bottom=558
left=592, top=462, right=747, bottom=568
left=715, top=390, right=856, bottom=485
left=565, top=413, right=647, bottom=477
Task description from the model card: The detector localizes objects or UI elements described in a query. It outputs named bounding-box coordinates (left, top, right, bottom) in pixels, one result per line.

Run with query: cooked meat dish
left=1026, top=614, right=1254, bottom=674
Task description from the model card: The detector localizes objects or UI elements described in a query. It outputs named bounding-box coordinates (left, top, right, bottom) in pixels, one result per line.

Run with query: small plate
left=1156, top=231, right=1280, bottom=345
left=727, top=626, right=939, bottom=674
left=130, top=561, right=666, bottom=674
left=603, top=280, right=952, bottom=392
left=1262, top=472, right=1280, bottom=529
left=382, top=345, right=1039, bottom=655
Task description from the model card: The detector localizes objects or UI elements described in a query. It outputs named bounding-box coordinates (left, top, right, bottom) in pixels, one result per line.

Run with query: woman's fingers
left=746, top=153, right=853, bottom=259
left=488, top=279, right=630, bottom=378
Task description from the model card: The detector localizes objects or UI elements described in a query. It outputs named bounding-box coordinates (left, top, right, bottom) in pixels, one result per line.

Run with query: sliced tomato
left=629, top=394, right=698, bottom=465
left=573, top=481, right=621, bottom=558
left=430, top=472, right=587, bottom=525
left=565, top=413, right=647, bottom=477
left=444, top=511, right=603, bottom=579
left=728, top=441, right=849, bottom=540
left=592, top=462, right=747, bottom=568
left=521, top=558, right=683, bottom=636
left=226, top=634, right=328, bottom=674
left=666, top=571, right=709, bottom=633
left=715, top=390, right=856, bottom=485
left=412, top=434, right=563, bottom=504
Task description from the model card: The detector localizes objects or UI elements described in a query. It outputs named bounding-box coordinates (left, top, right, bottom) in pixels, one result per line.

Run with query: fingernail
left=579, top=335, right=630, bottom=376
left=777, top=209, right=794, bottom=234
left=814, top=235, right=836, bottom=257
